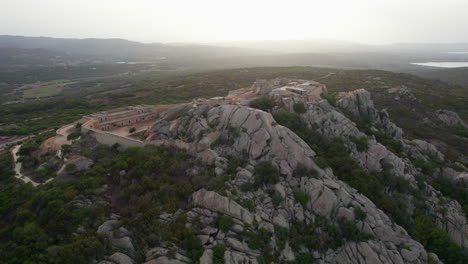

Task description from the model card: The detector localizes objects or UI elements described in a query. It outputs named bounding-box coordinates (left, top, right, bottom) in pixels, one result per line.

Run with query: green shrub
left=213, top=244, right=226, bottom=264
left=293, top=164, right=318, bottom=178
left=240, top=183, right=253, bottom=192
left=351, top=136, right=369, bottom=152
left=129, top=127, right=136, bottom=133
left=293, top=102, right=307, bottom=114
left=243, top=199, right=255, bottom=211
left=75, top=122, right=82, bottom=129
left=61, top=144, right=72, bottom=154
left=322, top=94, right=338, bottom=106
left=294, top=191, right=310, bottom=208
left=254, top=161, right=280, bottom=188
left=341, top=221, right=372, bottom=241
left=353, top=207, right=367, bottom=221
left=67, top=132, right=81, bottom=141
left=292, top=254, right=315, bottom=264
left=249, top=98, right=275, bottom=112
left=410, top=209, right=468, bottom=263
left=314, top=156, right=329, bottom=169
left=271, top=191, right=283, bottom=208
left=226, top=155, right=248, bottom=175
left=216, top=216, right=234, bottom=233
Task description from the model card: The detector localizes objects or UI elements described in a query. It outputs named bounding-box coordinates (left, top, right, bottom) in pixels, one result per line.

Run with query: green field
left=22, top=80, right=73, bottom=99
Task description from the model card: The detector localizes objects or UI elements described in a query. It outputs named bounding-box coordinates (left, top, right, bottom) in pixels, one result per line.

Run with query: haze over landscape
left=3, top=0, right=468, bottom=44
left=1, top=1, right=468, bottom=264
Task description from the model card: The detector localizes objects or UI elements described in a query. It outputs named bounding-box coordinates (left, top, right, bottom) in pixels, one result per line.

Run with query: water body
left=411, top=62, right=468, bottom=68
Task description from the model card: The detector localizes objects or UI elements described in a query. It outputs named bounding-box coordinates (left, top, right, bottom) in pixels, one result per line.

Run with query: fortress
left=82, top=105, right=167, bottom=131
left=81, top=78, right=327, bottom=147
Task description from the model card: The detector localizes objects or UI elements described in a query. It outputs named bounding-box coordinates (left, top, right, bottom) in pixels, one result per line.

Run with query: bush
left=341, top=221, right=372, bottom=241
left=240, top=183, right=253, bottom=192
left=61, top=144, right=72, bottom=154
left=243, top=199, right=254, bottom=211
left=249, top=98, right=275, bottom=112
left=129, top=127, right=136, bottom=133
left=254, top=161, right=280, bottom=188
left=293, top=102, right=307, bottom=114
left=271, top=191, right=283, bottom=208
left=75, top=123, right=82, bottom=129
left=216, top=216, right=234, bottom=233
left=322, top=94, right=339, bottom=106
left=314, top=156, right=329, bottom=169
left=294, top=191, right=310, bottom=208
left=293, top=254, right=314, bottom=264
left=226, top=155, right=248, bottom=175
left=212, top=244, right=226, bottom=264
left=293, top=164, right=318, bottom=178
left=67, top=132, right=81, bottom=141
left=351, top=136, right=369, bottom=152
left=353, top=207, right=367, bottom=221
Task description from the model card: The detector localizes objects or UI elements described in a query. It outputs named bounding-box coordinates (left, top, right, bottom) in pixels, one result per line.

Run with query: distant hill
left=215, top=39, right=468, bottom=54
left=0, top=35, right=273, bottom=66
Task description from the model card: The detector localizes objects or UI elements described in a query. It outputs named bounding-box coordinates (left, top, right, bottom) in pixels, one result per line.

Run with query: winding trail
left=313, top=72, right=335, bottom=81
left=11, top=145, right=41, bottom=187
left=9, top=124, right=68, bottom=187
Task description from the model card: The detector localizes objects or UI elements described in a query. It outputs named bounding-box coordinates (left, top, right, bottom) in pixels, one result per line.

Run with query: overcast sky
left=1, top=0, right=468, bottom=44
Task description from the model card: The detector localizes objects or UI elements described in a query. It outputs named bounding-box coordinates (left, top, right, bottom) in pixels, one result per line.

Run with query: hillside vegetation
left=1, top=67, right=466, bottom=161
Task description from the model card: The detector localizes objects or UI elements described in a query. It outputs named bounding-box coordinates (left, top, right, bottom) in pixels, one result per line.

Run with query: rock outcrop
left=436, top=109, right=468, bottom=128
left=96, top=217, right=135, bottom=255
left=337, top=89, right=403, bottom=139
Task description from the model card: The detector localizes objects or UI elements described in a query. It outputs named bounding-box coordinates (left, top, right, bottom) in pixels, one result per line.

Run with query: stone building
left=83, top=105, right=165, bottom=131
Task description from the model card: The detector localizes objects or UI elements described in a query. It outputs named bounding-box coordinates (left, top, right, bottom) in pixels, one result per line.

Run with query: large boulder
left=436, top=109, right=467, bottom=128
left=191, top=189, right=253, bottom=224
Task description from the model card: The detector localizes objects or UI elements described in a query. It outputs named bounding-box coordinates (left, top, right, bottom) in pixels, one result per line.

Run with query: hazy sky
left=2, top=0, right=468, bottom=44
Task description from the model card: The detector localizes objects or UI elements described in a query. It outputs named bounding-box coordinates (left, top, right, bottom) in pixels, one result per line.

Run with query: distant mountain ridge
left=0, top=35, right=273, bottom=63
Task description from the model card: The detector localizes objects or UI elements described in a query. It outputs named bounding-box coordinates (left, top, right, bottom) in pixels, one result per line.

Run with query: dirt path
left=11, top=145, right=40, bottom=187
left=314, top=72, right=335, bottom=81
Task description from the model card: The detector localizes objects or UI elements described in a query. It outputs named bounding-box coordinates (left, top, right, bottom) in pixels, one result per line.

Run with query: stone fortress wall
left=82, top=126, right=146, bottom=148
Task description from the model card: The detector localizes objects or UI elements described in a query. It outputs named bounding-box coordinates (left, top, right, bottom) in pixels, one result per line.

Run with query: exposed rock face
left=301, top=99, right=410, bottom=178
left=99, top=252, right=134, bottom=264
left=149, top=104, right=319, bottom=176
left=192, top=189, right=254, bottom=225
left=277, top=89, right=468, bottom=252
left=337, top=89, right=403, bottom=139
left=403, top=139, right=445, bottom=162
left=189, top=177, right=432, bottom=263
left=96, top=219, right=135, bottom=255
left=58, top=155, right=94, bottom=176
left=438, top=167, right=468, bottom=184
left=387, top=86, right=418, bottom=102
left=436, top=109, right=468, bottom=128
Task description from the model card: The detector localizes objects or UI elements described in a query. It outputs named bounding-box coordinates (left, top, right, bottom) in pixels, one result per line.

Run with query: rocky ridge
left=95, top=81, right=468, bottom=264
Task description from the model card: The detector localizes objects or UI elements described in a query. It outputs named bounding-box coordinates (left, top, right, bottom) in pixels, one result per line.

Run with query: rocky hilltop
left=74, top=79, right=466, bottom=263
left=5, top=78, right=467, bottom=264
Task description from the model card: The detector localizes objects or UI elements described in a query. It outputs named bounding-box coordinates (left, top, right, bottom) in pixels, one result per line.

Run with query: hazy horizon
left=2, top=0, right=468, bottom=45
